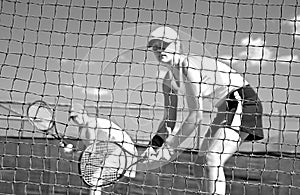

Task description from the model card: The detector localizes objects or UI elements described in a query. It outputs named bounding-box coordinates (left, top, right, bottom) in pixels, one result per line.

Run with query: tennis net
left=1, top=0, right=300, bottom=194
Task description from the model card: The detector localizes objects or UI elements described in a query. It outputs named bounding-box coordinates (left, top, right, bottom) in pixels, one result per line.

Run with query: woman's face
left=151, top=40, right=177, bottom=64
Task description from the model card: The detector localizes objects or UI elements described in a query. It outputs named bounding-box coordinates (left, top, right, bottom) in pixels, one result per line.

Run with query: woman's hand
left=156, top=143, right=174, bottom=161
left=142, top=143, right=174, bottom=161
left=142, top=146, right=158, bottom=161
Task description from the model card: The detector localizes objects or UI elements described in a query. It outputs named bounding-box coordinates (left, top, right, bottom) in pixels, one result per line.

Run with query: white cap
left=148, top=26, right=179, bottom=47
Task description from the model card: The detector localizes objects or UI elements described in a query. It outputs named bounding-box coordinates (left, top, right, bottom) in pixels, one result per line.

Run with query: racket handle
left=59, top=141, right=66, bottom=148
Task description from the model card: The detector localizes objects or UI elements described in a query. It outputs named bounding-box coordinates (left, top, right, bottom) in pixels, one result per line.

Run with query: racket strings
left=27, top=102, right=54, bottom=130
left=81, top=141, right=125, bottom=186
left=93, top=168, right=120, bottom=185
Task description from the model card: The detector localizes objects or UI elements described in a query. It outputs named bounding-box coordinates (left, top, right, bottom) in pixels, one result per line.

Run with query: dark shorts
left=223, top=85, right=264, bottom=141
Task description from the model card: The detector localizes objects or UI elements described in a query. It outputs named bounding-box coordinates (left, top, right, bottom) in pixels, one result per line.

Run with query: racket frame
left=79, top=140, right=147, bottom=187
left=26, top=100, right=66, bottom=147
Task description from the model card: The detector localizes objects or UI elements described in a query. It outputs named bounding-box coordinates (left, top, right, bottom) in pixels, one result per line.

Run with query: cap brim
left=147, top=39, right=157, bottom=48
left=147, top=38, right=173, bottom=48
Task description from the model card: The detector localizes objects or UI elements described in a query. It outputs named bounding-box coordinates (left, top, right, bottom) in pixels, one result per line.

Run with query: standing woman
left=145, top=26, right=264, bottom=194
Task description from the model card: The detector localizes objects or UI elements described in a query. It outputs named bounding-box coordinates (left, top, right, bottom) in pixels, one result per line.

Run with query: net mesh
left=1, top=0, right=300, bottom=194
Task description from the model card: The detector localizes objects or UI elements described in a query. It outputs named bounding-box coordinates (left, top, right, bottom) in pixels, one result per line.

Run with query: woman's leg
left=205, top=127, right=248, bottom=195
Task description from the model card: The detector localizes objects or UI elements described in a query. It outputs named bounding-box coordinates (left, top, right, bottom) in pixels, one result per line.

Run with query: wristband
left=149, top=135, right=164, bottom=148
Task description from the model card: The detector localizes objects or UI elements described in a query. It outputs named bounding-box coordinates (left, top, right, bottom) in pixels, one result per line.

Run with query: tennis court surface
left=1, top=139, right=300, bottom=194
left=1, top=113, right=300, bottom=195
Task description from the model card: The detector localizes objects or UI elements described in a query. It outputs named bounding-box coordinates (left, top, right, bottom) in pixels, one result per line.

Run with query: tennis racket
left=79, top=140, right=177, bottom=187
left=26, top=100, right=75, bottom=150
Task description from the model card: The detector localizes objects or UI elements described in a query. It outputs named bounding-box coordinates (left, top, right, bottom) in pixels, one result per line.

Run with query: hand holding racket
left=142, top=143, right=174, bottom=161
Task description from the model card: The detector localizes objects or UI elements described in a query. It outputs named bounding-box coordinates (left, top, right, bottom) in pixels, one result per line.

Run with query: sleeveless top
left=166, top=55, right=249, bottom=108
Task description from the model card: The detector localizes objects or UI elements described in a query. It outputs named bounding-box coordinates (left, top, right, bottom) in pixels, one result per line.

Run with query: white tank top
left=171, top=55, right=249, bottom=107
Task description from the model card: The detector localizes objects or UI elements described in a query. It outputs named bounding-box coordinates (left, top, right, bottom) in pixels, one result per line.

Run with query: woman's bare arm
left=150, top=71, right=178, bottom=148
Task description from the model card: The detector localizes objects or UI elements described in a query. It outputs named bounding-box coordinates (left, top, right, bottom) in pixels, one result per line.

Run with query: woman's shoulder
left=185, top=55, right=217, bottom=69
left=186, top=55, right=236, bottom=71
